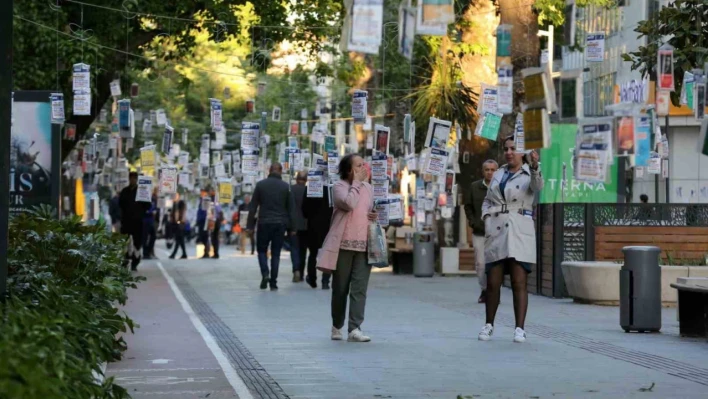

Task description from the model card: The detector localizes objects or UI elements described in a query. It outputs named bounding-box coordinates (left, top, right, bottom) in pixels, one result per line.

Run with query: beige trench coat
left=482, top=163, right=544, bottom=265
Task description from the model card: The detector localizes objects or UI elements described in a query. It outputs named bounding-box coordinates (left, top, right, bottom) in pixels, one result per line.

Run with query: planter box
left=561, top=261, right=708, bottom=306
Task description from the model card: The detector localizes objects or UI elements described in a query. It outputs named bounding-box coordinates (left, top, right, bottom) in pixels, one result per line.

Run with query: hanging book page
left=50, top=93, right=64, bottom=124
left=388, top=194, right=403, bottom=224
left=479, top=84, right=499, bottom=114
left=140, top=146, right=157, bottom=176
left=155, top=109, right=167, bottom=126
left=522, top=67, right=557, bottom=112
left=242, top=149, right=260, bottom=176
left=425, top=148, right=448, bottom=177
left=72, top=63, right=91, bottom=92
left=327, top=151, right=340, bottom=181
left=159, top=167, right=178, bottom=195
left=425, top=117, right=452, bottom=149
left=219, top=178, right=233, bottom=204
left=372, top=179, right=389, bottom=201
left=657, top=44, right=675, bottom=91
left=522, top=108, right=551, bottom=150
left=416, top=0, right=454, bottom=36
left=375, top=199, right=390, bottom=227
left=585, top=33, right=605, bottom=62
left=496, top=25, right=512, bottom=57
left=374, top=125, right=390, bottom=155
left=647, top=152, right=661, bottom=174
left=514, top=114, right=525, bottom=152
left=162, top=125, right=174, bottom=154
left=352, top=90, right=368, bottom=124
left=73, top=93, right=91, bottom=116
left=479, top=111, right=503, bottom=141
left=497, top=64, right=513, bottom=114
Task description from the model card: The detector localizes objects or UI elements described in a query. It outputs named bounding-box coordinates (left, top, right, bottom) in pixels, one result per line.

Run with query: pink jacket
left=316, top=179, right=373, bottom=272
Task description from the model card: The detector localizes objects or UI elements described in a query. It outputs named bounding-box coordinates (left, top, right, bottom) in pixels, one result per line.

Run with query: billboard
left=10, top=91, right=61, bottom=215
left=539, top=124, right=618, bottom=204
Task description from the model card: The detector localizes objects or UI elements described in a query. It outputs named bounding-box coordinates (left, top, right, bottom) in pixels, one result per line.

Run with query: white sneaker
left=331, top=326, right=343, bottom=341
left=347, top=328, right=371, bottom=342
left=478, top=323, right=494, bottom=341
left=513, top=327, right=527, bottom=343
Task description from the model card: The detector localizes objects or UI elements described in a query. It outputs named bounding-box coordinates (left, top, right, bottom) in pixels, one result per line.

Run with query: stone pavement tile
left=105, top=261, right=238, bottom=399
left=158, top=243, right=708, bottom=399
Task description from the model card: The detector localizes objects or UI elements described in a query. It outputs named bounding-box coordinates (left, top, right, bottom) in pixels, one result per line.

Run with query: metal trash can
left=620, top=246, right=662, bottom=332
left=413, top=232, right=435, bottom=277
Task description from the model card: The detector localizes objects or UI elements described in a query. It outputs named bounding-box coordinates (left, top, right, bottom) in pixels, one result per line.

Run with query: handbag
left=367, top=221, right=389, bottom=267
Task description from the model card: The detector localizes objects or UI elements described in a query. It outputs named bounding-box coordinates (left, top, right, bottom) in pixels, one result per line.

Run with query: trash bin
left=620, top=246, right=662, bottom=333
left=413, top=232, right=435, bottom=277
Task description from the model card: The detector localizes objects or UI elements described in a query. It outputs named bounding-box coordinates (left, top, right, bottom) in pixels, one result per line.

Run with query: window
left=583, top=73, right=616, bottom=116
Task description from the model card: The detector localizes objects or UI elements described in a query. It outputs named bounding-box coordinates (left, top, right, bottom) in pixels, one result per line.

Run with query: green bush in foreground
left=0, top=206, right=144, bottom=399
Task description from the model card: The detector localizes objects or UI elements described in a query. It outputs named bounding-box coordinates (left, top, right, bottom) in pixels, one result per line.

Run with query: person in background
left=210, top=195, right=224, bottom=259
left=109, top=191, right=121, bottom=233
left=302, top=180, right=333, bottom=290
left=247, top=163, right=295, bottom=291
left=119, top=172, right=151, bottom=271
left=464, top=159, right=499, bottom=304
left=317, top=154, right=377, bottom=342
left=197, top=191, right=213, bottom=259
left=478, top=137, right=543, bottom=343
left=238, top=195, right=255, bottom=254
left=290, top=171, right=309, bottom=283
left=143, top=188, right=158, bottom=260
left=640, top=194, right=649, bottom=204
left=169, top=200, right=188, bottom=259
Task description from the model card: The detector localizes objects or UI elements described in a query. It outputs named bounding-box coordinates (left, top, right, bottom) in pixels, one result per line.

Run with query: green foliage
left=0, top=205, right=144, bottom=399
left=622, top=0, right=708, bottom=106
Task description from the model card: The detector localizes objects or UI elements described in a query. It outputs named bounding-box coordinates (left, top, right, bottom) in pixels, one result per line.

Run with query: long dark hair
left=338, top=154, right=358, bottom=181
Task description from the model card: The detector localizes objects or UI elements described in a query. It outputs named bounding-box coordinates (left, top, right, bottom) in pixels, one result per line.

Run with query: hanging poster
left=300, top=120, right=309, bottom=135
left=635, top=116, right=651, bottom=167
left=523, top=108, right=551, bottom=150
left=375, top=199, right=390, bottom=227
left=425, top=148, right=448, bottom=177
left=374, top=125, right=390, bottom=155
left=214, top=162, right=226, bottom=178
left=479, top=84, right=499, bottom=114
left=241, top=122, right=260, bottom=149
left=289, top=120, right=299, bottom=135
left=135, top=176, right=153, bottom=202
left=110, top=79, right=121, bottom=97
left=210, top=98, right=223, bottom=131
left=585, top=33, right=605, bottom=62
left=416, top=0, right=454, bottom=36
left=425, top=117, right=452, bottom=149
left=246, top=100, right=255, bottom=114
left=681, top=71, right=695, bottom=107
left=155, top=109, right=167, bottom=126
left=371, top=153, right=388, bottom=181
left=178, top=151, right=189, bottom=166
left=514, top=114, right=525, bottom=152
left=352, top=90, right=368, bottom=124
left=218, top=178, right=233, bottom=204
left=348, top=0, right=384, bottom=54
left=142, top=119, right=153, bottom=134
left=272, top=106, right=281, bottom=122
left=496, top=25, right=512, bottom=57
left=324, top=135, right=337, bottom=153
left=242, top=149, right=260, bottom=176
left=10, top=91, right=62, bottom=214
left=72, top=63, right=91, bottom=93
left=388, top=194, right=403, bottom=224
left=398, top=4, right=415, bottom=60
left=50, top=93, right=64, bottom=124
left=648, top=152, right=661, bottom=174
left=140, top=145, right=157, bottom=176
left=73, top=93, right=91, bottom=116
left=657, top=44, right=675, bottom=91
left=497, top=65, right=513, bottom=114
left=159, top=167, right=178, bottom=195
left=307, top=170, right=324, bottom=198
left=617, top=116, right=635, bottom=155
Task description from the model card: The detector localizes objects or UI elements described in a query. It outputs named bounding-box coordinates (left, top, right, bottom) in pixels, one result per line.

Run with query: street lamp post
left=0, top=0, right=13, bottom=298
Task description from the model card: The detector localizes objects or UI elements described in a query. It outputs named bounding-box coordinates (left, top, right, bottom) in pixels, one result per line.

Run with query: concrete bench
left=670, top=278, right=708, bottom=339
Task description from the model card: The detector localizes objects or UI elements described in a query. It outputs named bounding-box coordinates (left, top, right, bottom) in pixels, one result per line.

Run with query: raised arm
left=333, top=181, right=363, bottom=212
left=529, top=167, right=544, bottom=193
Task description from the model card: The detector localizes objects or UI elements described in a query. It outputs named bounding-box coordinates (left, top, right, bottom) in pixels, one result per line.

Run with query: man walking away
left=109, top=191, right=121, bottom=233
left=197, top=193, right=211, bottom=258
left=302, top=182, right=333, bottom=289
left=247, top=162, right=295, bottom=291
left=210, top=198, right=224, bottom=259
left=119, top=172, right=151, bottom=271
left=464, top=160, right=498, bottom=303
left=290, top=172, right=308, bottom=282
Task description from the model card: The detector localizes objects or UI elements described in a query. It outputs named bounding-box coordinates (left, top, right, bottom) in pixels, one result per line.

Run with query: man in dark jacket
left=119, top=172, right=151, bottom=271
left=290, top=172, right=308, bottom=282
left=247, top=162, right=295, bottom=290
left=464, top=160, right=498, bottom=303
left=302, top=184, right=333, bottom=289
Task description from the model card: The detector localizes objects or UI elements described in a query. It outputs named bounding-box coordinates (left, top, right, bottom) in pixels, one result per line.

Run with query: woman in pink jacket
left=317, top=154, right=377, bottom=342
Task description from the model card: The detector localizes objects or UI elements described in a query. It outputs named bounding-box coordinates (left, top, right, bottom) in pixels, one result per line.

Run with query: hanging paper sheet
left=375, top=199, right=390, bottom=227
left=657, top=44, right=675, bottom=91
left=388, top=194, right=403, bottom=224
left=241, top=122, right=260, bottom=150
left=352, top=90, right=368, bottom=124
left=272, top=106, right=281, bottom=122
left=371, top=153, right=388, bottom=180
left=374, top=125, right=390, bottom=155
left=522, top=108, right=551, bottom=150
left=425, top=117, right=452, bottom=149
left=155, top=109, right=167, bottom=126
left=110, top=79, right=121, bottom=97
left=307, top=170, right=324, bottom=198
left=496, top=25, right=511, bottom=57
left=348, top=0, right=384, bottom=54
left=497, top=65, right=514, bottom=114
left=479, top=111, right=503, bottom=141
left=159, top=167, right=178, bottom=195
left=73, top=93, right=91, bottom=116
left=162, top=125, right=174, bottom=154
left=210, top=98, right=223, bottom=131
left=218, top=178, right=233, bottom=204
left=514, top=114, right=525, bottom=152
left=372, top=179, right=389, bottom=201
left=140, top=146, right=157, bottom=176
left=135, top=176, right=153, bottom=202
left=647, top=152, right=661, bottom=174
left=585, top=33, right=605, bottom=62
left=72, top=63, right=91, bottom=92
left=50, top=93, right=64, bottom=124
left=416, top=0, right=454, bottom=36
left=479, top=84, right=499, bottom=114
left=241, top=149, right=260, bottom=176
left=425, top=148, right=448, bottom=177
left=617, top=116, right=635, bottom=155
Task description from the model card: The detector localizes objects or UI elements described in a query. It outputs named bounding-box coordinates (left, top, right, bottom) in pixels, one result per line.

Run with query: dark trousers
left=122, top=224, right=143, bottom=270
left=257, top=223, right=286, bottom=284
left=170, top=227, right=187, bottom=258
left=307, top=234, right=331, bottom=284
left=143, top=219, right=156, bottom=257
left=211, top=229, right=220, bottom=257
left=290, top=230, right=308, bottom=274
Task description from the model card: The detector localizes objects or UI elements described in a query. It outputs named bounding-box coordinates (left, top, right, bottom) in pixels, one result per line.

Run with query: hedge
left=0, top=206, right=144, bottom=399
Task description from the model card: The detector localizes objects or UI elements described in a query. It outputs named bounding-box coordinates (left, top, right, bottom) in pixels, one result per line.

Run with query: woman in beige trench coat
left=478, top=136, right=543, bottom=343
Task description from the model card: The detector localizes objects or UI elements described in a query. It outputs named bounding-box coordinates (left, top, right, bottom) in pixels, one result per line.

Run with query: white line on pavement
left=156, top=261, right=254, bottom=399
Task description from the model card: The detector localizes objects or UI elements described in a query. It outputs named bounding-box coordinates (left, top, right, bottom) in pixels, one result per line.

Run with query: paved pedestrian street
left=107, top=244, right=708, bottom=399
